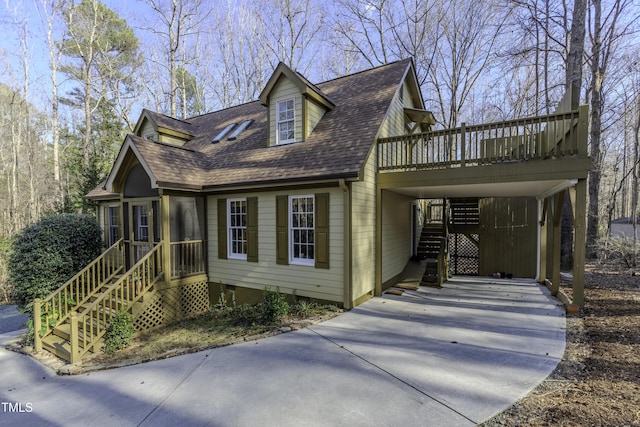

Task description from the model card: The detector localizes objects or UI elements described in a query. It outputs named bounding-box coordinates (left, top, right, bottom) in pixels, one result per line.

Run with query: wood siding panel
left=306, top=98, right=326, bottom=138
left=381, top=190, right=414, bottom=283
left=350, top=149, right=377, bottom=302
left=208, top=189, right=344, bottom=302
left=158, top=134, right=186, bottom=146
left=479, top=197, right=537, bottom=277
left=139, top=120, right=156, bottom=139
left=269, top=78, right=302, bottom=146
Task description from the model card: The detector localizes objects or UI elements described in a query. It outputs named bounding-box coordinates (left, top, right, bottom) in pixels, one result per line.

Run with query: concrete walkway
left=0, top=277, right=566, bottom=426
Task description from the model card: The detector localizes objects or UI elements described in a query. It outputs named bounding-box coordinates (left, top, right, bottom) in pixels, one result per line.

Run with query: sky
left=0, top=0, right=154, bottom=112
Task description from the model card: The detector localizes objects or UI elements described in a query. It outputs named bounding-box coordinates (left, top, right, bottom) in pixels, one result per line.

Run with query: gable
left=260, top=63, right=335, bottom=147
left=378, top=64, right=435, bottom=138
left=133, top=109, right=193, bottom=147
left=106, top=137, right=158, bottom=194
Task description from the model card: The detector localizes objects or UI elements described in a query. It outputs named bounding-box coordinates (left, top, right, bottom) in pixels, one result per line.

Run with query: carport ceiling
left=388, top=179, right=570, bottom=199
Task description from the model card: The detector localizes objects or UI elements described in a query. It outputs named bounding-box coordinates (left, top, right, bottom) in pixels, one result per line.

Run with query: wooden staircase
left=418, top=224, right=446, bottom=286
left=34, top=241, right=165, bottom=364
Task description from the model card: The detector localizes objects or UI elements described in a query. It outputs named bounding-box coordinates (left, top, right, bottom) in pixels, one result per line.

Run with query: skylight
left=227, top=120, right=253, bottom=141
left=212, top=123, right=236, bottom=143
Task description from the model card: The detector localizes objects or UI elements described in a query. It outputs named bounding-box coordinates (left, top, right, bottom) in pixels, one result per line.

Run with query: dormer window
left=277, top=99, right=295, bottom=144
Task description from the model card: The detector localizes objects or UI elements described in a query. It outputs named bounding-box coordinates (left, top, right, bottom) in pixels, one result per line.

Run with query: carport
left=374, top=103, right=590, bottom=306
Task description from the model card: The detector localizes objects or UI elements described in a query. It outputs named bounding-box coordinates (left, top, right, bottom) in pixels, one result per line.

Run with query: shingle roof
left=144, top=110, right=195, bottom=136
left=91, top=59, right=411, bottom=197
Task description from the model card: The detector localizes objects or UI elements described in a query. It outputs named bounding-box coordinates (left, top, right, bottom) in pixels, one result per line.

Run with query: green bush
left=8, top=214, right=103, bottom=313
left=260, top=287, right=289, bottom=324
left=229, top=303, right=261, bottom=326
left=104, top=309, right=135, bottom=354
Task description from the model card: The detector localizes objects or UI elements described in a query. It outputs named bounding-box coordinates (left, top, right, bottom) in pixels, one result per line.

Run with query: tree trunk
left=587, top=0, right=603, bottom=257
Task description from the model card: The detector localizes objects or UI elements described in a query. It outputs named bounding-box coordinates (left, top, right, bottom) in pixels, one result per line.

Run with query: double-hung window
left=289, top=195, right=315, bottom=265
left=228, top=198, right=247, bottom=259
left=277, top=99, right=295, bottom=144
left=107, top=206, right=119, bottom=246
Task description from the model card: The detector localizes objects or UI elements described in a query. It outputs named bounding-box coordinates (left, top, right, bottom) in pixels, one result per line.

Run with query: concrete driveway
left=0, top=276, right=565, bottom=426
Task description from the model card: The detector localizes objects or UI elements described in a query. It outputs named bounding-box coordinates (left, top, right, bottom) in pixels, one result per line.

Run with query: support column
left=538, top=199, right=548, bottom=283
left=161, top=194, right=171, bottom=281
left=551, top=192, right=564, bottom=296
left=570, top=179, right=587, bottom=306
left=375, top=187, right=382, bottom=296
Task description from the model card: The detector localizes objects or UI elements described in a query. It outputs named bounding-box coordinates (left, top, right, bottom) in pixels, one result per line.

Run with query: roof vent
left=227, top=120, right=253, bottom=141
left=212, top=123, right=236, bottom=143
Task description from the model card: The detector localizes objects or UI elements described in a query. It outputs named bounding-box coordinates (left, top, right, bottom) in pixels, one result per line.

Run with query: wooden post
left=70, top=311, right=79, bottom=364
left=460, top=123, right=466, bottom=167
left=375, top=187, right=382, bottom=296
left=33, top=298, right=42, bottom=352
left=571, top=180, right=587, bottom=306
left=577, top=105, right=589, bottom=156
left=551, top=192, right=564, bottom=296
left=538, top=199, right=548, bottom=283
left=161, top=194, right=171, bottom=280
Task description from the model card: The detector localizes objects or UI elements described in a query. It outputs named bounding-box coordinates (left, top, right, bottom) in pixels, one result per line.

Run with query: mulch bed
left=480, top=261, right=640, bottom=426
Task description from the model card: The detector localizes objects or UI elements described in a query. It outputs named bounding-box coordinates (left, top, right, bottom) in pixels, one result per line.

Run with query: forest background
left=0, top=0, right=639, bottom=302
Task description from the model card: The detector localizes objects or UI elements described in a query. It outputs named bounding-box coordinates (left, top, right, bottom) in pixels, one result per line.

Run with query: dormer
left=133, top=109, right=194, bottom=147
left=259, top=62, right=335, bottom=147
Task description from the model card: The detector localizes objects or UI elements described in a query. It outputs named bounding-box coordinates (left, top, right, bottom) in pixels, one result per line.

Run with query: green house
left=35, top=59, right=590, bottom=363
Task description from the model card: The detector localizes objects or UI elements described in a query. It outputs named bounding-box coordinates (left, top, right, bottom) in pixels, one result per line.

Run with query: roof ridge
left=130, top=134, right=199, bottom=153
left=187, top=99, right=263, bottom=121
left=316, top=58, right=411, bottom=87
left=146, top=109, right=193, bottom=126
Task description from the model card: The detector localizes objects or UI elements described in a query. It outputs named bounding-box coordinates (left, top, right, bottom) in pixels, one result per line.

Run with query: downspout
left=339, top=179, right=352, bottom=309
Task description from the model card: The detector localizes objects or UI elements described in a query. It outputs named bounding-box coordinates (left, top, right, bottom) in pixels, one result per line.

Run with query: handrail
left=378, top=106, right=588, bottom=172
left=38, top=239, right=125, bottom=338
left=69, top=242, right=164, bottom=363
left=437, top=238, right=447, bottom=287
left=170, top=240, right=206, bottom=279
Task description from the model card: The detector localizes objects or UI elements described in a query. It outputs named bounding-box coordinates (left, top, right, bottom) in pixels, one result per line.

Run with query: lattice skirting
left=180, top=280, right=210, bottom=318
left=155, top=279, right=210, bottom=324
left=134, top=291, right=165, bottom=332
left=451, top=233, right=479, bottom=275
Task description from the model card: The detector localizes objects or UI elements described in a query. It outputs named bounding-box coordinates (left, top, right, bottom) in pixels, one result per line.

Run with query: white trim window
left=289, top=195, right=314, bottom=265
left=133, top=205, right=149, bottom=242
left=277, top=99, right=295, bottom=144
left=228, top=198, right=247, bottom=259
left=107, top=206, right=120, bottom=246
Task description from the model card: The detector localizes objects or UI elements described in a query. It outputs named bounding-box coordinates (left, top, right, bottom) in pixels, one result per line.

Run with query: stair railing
left=68, top=242, right=164, bottom=363
left=437, top=238, right=448, bottom=286
left=35, top=239, right=125, bottom=342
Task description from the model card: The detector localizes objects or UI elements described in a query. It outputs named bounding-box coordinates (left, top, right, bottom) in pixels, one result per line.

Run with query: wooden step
left=42, top=334, right=71, bottom=361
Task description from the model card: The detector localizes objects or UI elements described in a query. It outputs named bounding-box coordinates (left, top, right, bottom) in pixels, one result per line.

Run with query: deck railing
left=170, top=240, right=206, bottom=279
left=36, top=239, right=125, bottom=340
left=377, top=106, right=587, bottom=172
left=69, top=242, right=164, bottom=363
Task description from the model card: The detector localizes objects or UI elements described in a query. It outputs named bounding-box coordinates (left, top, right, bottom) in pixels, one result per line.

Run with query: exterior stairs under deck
left=418, top=224, right=446, bottom=286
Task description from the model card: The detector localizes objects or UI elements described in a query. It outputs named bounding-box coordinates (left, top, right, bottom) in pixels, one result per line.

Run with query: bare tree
left=331, top=0, right=393, bottom=68
left=36, top=0, right=65, bottom=207
left=426, top=0, right=507, bottom=127
left=142, top=0, right=210, bottom=118
left=586, top=0, right=636, bottom=256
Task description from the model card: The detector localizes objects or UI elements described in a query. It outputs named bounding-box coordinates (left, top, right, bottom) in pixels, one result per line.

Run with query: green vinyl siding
left=208, top=189, right=344, bottom=303
left=306, top=97, right=326, bottom=137
left=350, top=149, right=377, bottom=302
left=381, top=189, right=414, bottom=284
left=269, top=78, right=302, bottom=146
